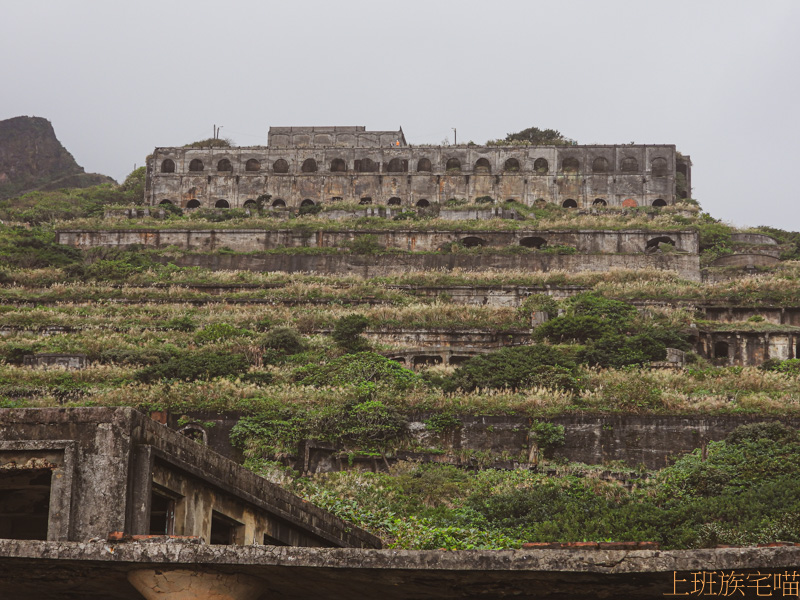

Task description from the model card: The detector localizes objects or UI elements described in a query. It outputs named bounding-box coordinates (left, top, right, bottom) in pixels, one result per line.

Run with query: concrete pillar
left=128, top=569, right=263, bottom=600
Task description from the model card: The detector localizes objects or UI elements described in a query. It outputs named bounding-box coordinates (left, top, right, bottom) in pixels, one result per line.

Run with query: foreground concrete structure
left=0, top=540, right=798, bottom=599
left=145, top=126, right=692, bottom=210
left=0, top=408, right=379, bottom=548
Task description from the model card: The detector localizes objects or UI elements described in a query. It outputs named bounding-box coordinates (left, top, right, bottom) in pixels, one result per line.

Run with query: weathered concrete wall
left=700, top=306, right=800, bottom=326
left=696, top=330, right=800, bottom=366
left=175, top=413, right=800, bottom=472
left=160, top=252, right=701, bottom=280
left=56, top=228, right=699, bottom=254
left=147, top=144, right=681, bottom=210
left=710, top=253, right=780, bottom=267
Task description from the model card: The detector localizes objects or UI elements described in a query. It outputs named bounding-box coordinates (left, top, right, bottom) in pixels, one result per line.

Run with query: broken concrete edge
left=2, top=540, right=800, bottom=575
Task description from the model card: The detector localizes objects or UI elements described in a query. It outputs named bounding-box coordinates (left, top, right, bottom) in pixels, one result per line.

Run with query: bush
left=295, top=352, right=418, bottom=391
left=194, top=323, right=252, bottom=344
left=347, top=234, right=383, bottom=255
left=134, top=351, right=249, bottom=383
left=445, top=346, right=578, bottom=392
left=262, top=327, right=305, bottom=355
left=529, top=421, right=566, bottom=456
left=331, top=314, right=370, bottom=352
left=164, top=316, right=196, bottom=332
left=518, top=294, right=559, bottom=321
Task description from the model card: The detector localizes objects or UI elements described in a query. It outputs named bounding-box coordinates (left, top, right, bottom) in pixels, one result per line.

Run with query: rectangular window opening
left=148, top=490, right=176, bottom=536
left=210, top=510, right=243, bottom=545
left=0, top=468, right=52, bottom=540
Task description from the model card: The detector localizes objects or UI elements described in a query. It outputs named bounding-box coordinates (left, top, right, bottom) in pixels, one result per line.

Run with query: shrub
left=529, top=421, right=566, bottom=456
left=164, top=316, right=196, bottom=332
left=295, top=352, right=418, bottom=391
left=331, top=314, right=370, bottom=352
left=194, top=323, right=252, bottom=344
left=134, top=351, right=249, bottom=383
left=262, top=327, right=305, bottom=355
left=445, top=346, right=578, bottom=392
left=348, top=234, right=383, bottom=255
left=518, top=294, right=559, bottom=321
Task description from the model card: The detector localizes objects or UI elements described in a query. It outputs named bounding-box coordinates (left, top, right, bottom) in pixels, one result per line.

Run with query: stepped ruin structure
left=145, top=126, right=692, bottom=210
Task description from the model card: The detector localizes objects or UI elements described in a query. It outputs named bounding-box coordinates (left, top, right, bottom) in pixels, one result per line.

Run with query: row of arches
left=161, top=156, right=668, bottom=176
left=161, top=196, right=668, bottom=210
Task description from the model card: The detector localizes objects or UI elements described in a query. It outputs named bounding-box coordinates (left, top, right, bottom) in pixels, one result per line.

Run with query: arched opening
left=533, top=198, right=547, bottom=207
left=621, top=157, right=638, bottom=172
left=245, top=159, right=261, bottom=172
left=445, top=158, right=461, bottom=172
left=417, top=158, right=432, bottom=172
left=413, top=355, right=443, bottom=367
left=217, top=159, right=232, bottom=172
left=416, top=199, right=430, bottom=208
left=520, top=236, right=547, bottom=249
left=562, top=157, right=579, bottom=173
left=652, top=198, right=667, bottom=207
left=301, top=158, right=318, bottom=173
left=300, top=199, right=315, bottom=207
left=505, top=198, right=516, bottom=204
left=387, top=158, right=408, bottom=173
left=646, top=236, right=676, bottom=253
left=354, top=158, right=378, bottom=172
left=271, top=199, right=286, bottom=208
left=330, top=158, right=347, bottom=172
left=562, top=199, right=578, bottom=208
left=178, top=424, right=208, bottom=445
left=388, top=197, right=402, bottom=206
left=714, top=341, right=730, bottom=359
left=651, top=157, right=668, bottom=177
left=188, top=159, right=204, bottom=172
left=534, top=158, right=549, bottom=174
left=474, top=158, right=491, bottom=174
left=460, top=236, right=486, bottom=248
left=593, top=198, right=607, bottom=207
left=359, top=197, right=372, bottom=205
left=243, top=199, right=257, bottom=208
left=331, top=196, right=343, bottom=202
left=186, top=199, right=201, bottom=209
left=592, top=157, right=609, bottom=173
left=273, top=159, right=289, bottom=173
left=215, top=199, right=230, bottom=209
left=504, top=158, right=520, bottom=172
left=159, top=199, right=173, bottom=205
left=160, top=159, right=175, bottom=173
left=621, top=198, right=638, bottom=208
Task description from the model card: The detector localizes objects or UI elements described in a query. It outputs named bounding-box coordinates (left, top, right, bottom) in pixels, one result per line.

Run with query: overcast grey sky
left=2, top=0, right=799, bottom=229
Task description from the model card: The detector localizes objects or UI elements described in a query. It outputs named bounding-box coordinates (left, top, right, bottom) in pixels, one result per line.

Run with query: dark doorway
left=714, top=341, right=730, bottom=359
left=0, top=468, right=52, bottom=540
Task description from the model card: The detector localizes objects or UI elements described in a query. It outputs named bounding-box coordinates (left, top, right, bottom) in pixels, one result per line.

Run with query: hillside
left=0, top=116, right=114, bottom=200
left=1, top=160, right=800, bottom=551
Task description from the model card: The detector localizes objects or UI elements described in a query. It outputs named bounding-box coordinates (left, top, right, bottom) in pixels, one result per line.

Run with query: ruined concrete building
left=145, top=126, right=692, bottom=210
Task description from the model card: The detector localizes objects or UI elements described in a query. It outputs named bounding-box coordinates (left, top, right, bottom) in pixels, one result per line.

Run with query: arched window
left=273, top=159, right=289, bottom=173
left=272, top=199, right=286, bottom=208
left=301, top=159, right=318, bottom=173
left=714, top=341, right=730, bottom=359
left=300, top=199, right=315, bottom=207
left=651, top=157, right=668, bottom=177
left=460, top=236, right=486, bottom=248
left=474, top=158, right=491, bottom=173
left=388, top=197, right=402, bottom=206
left=562, top=157, right=579, bottom=173
left=646, top=236, right=676, bottom=253
left=186, top=199, right=201, bottom=208
left=417, top=158, right=432, bottom=172
left=243, top=199, right=257, bottom=208
left=215, top=199, right=230, bottom=208
left=159, top=199, right=173, bottom=205
left=245, top=159, right=261, bottom=172
left=354, top=158, right=378, bottom=172
left=217, top=159, right=232, bottom=172
left=562, top=199, right=578, bottom=208
left=330, top=158, right=347, bottom=172
left=533, top=158, right=549, bottom=174
left=160, top=159, right=175, bottom=173
left=592, top=157, right=609, bottom=173
left=445, top=158, right=461, bottom=172
left=359, top=197, right=372, bottom=205
left=188, top=159, right=204, bottom=172
left=331, top=196, right=343, bottom=202
left=520, top=236, right=547, bottom=249
left=387, top=158, right=408, bottom=173
left=504, top=158, right=520, bottom=172
left=621, top=157, right=638, bottom=172
left=593, top=198, right=607, bottom=206
left=652, top=198, right=667, bottom=207
left=416, top=199, right=430, bottom=208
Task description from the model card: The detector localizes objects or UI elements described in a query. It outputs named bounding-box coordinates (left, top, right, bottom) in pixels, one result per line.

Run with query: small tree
left=332, top=314, right=371, bottom=352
